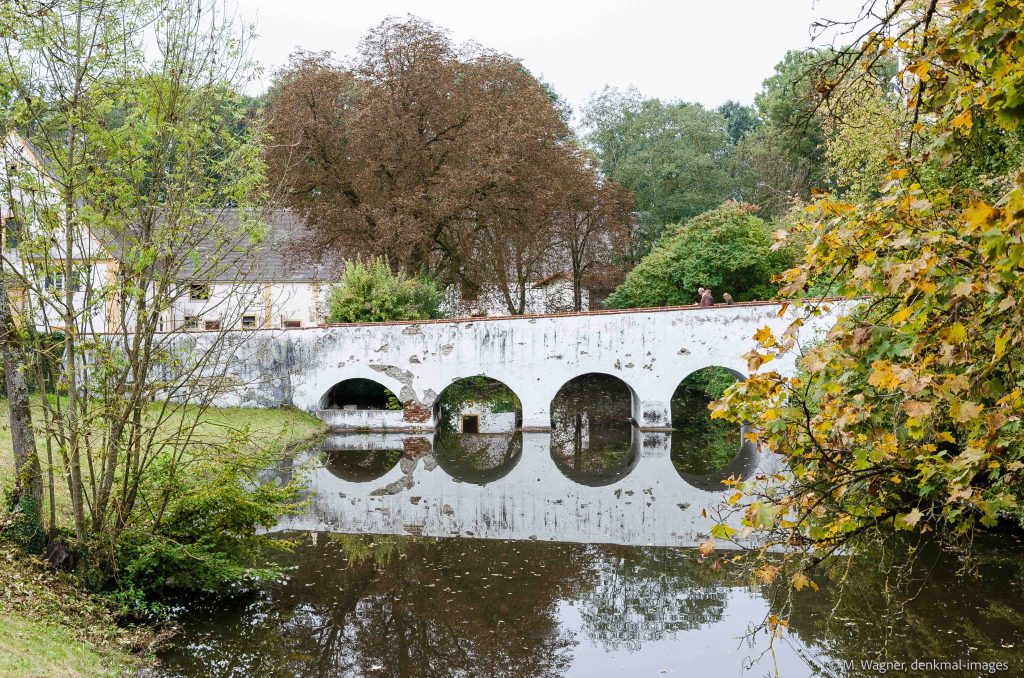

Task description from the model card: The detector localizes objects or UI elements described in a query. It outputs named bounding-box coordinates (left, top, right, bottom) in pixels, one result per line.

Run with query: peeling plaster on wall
left=183, top=302, right=856, bottom=431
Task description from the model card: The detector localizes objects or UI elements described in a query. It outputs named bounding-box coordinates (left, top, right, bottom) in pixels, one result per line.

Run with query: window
left=4, top=216, right=20, bottom=250
left=183, top=315, right=198, bottom=330
left=204, top=319, right=221, bottom=331
left=282, top=319, right=301, bottom=329
left=44, top=271, right=82, bottom=293
left=459, top=280, right=480, bottom=303
left=189, top=283, right=210, bottom=301
left=461, top=414, right=480, bottom=434
left=242, top=315, right=257, bottom=329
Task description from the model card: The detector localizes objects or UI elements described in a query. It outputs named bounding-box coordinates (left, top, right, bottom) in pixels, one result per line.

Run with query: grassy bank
left=0, top=543, right=151, bottom=677
left=0, top=399, right=326, bottom=677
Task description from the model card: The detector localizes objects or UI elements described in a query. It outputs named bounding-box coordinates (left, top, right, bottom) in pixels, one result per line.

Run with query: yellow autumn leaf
left=890, top=306, right=914, bottom=324
left=951, top=400, right=984, bottom=423
left=902, top=400, right=933, bottom=418
left=753, top=326, right=775, bottom=347
left=951, top=107, right=973, bottom=133
left=994, top=329, right=1010, bottom=361
left=868, top=360, right=900, bottom=391
left=951, top=282, right=974, bottom=298
left=901, top=508, right=924, bottom=527
left=963, top=201, right=995, bottom=228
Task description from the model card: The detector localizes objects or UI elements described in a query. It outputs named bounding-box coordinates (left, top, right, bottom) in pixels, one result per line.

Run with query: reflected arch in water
left=432, top=375, right=523, bottom=434
left=319, top=377, right=402, bottom=410
left=675, top=425, right=759, bottom=492
left=432, top=430, right=524, bottom=485
left=321, top=433, right=403, bottom=483
left=669, top=366, right=754, bottom=490
left=550, top=373, right=640, bottom=486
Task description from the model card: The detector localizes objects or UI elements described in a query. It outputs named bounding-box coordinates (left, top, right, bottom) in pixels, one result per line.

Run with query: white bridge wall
left=194, top=301, right=853, bottom=431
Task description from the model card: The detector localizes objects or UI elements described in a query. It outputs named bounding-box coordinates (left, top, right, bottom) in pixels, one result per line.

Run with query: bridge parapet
left=194, top=299, right=857, bottom=431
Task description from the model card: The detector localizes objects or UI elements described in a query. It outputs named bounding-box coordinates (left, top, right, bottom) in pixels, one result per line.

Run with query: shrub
left=326, top=257, right=442, bottom=323
left=606, top=201, right=793, bottom=308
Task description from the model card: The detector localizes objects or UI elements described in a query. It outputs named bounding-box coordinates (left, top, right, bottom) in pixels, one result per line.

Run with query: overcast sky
left=234, top=0, right=869, bottom=116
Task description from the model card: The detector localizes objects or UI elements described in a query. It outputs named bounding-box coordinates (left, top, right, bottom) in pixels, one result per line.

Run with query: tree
left=716, top=100, right=760, bottom=145
left=605, top=201, right=789, bottom=308
left=582, top=88, right=735, bottom=257
left=1, top=0, right=300, bottom=592
left=325, top=257, right=441, bottom=323
left=264, top=18, right=577, bottom=287
left=710, top=0, right=1024, bottom=613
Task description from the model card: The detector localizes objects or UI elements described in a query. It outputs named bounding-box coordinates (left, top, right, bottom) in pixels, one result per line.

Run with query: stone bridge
left=202, top=299, right=853, bottom=431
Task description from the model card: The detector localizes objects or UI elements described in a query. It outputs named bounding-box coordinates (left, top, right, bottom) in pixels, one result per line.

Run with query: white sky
left=234, top=0, right=870, bottom=116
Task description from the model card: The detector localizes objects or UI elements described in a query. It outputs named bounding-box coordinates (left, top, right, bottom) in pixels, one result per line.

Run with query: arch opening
left=549, top=373, right=639, bottom=486
left=319, top=378, right=402, bottom=411
left=433, top=376, right=523, bottom=434
left=669, top=366, right=753, bottom=487
left=433, top=430, right=523, bottom=485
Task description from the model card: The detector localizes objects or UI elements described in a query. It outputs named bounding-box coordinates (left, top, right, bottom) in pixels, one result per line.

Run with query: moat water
left=152, top=379, right=1024, bottom=676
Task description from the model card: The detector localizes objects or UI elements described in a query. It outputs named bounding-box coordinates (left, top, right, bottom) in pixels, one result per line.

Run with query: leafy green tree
left=582, top=88, right=734, bottom=256
left=716, top=100, right=760, bottom=145
left=605, top=201, right=790, bottom=308
left=326, top=257, right=441, bottom=323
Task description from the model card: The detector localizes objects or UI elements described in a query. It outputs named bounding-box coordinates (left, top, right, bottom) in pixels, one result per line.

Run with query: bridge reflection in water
left=274, top=428, right=762, bottom=547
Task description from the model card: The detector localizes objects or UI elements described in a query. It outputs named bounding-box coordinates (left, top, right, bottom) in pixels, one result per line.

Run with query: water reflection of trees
left=670, top=367, right=741, bottom=476
left=782, top=538, right=1024, bottom=673
left=158, top=535, right=591, bottom=677
left=550, top=374, right=637, bottom=484
left=575, top=546, right=734, bottom=651
left=432, top=430, right=523, bottom=484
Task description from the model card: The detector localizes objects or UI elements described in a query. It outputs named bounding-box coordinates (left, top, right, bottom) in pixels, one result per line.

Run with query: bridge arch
left=316, top=370, right=408, bottom=430
left=319, top=377, right=401, bottom=410
left=548, top=371, right=640, bottom=429
left=669, top=365, right=752, bottom=489
left=549, top=373, right=641, bottom=486
left=432, top=374, right=523, bottom=433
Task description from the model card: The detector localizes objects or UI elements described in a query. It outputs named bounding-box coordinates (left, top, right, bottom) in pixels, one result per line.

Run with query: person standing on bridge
left=699, top=288, right=714, bottom=307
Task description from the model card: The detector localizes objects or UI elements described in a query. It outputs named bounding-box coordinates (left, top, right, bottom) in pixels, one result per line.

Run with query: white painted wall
left=275, top=430, right=759, bottom=548
left=186, top=300, right=856, bottom=431
left=446, top=402, right=517, bottom=433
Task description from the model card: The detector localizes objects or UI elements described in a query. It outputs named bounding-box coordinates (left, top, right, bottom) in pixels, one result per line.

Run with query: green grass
left=0, top=613, right=131, bottom=677
left=0, top=543, right=149, bottom=677
left=0, top=398, right=326, bottom=677
left=0, top=397, right=325, bottom=521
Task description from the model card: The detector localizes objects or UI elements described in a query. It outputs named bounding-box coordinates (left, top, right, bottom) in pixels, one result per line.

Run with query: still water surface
left=153, top=425, right=1024, bottom=677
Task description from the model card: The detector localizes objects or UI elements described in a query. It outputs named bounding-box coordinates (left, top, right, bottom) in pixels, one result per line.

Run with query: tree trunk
left=0, top=269, right=42, bottom=532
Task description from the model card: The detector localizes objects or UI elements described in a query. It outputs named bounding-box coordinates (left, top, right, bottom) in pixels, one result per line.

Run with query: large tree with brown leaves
left=265, top=17, right=630, bottom=311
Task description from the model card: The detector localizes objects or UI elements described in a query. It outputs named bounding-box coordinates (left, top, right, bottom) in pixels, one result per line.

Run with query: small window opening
left=189, top=283, right=210, bottom=301
left=242, top=315, right=257, bottom=329
left=4, top=217, right=20, bottom=250
left=460, top=280, right=480, bottom=303
left=282, top=319, right=301, bottom=329
left=204, top=319, right=221, bottom=331
left=183, top=315, right=198, bottom=331
left=461, top=414, right=480, bottom=434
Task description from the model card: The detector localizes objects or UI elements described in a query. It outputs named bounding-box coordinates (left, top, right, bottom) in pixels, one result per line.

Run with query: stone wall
left=185, top=300, right=855, bottom=431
